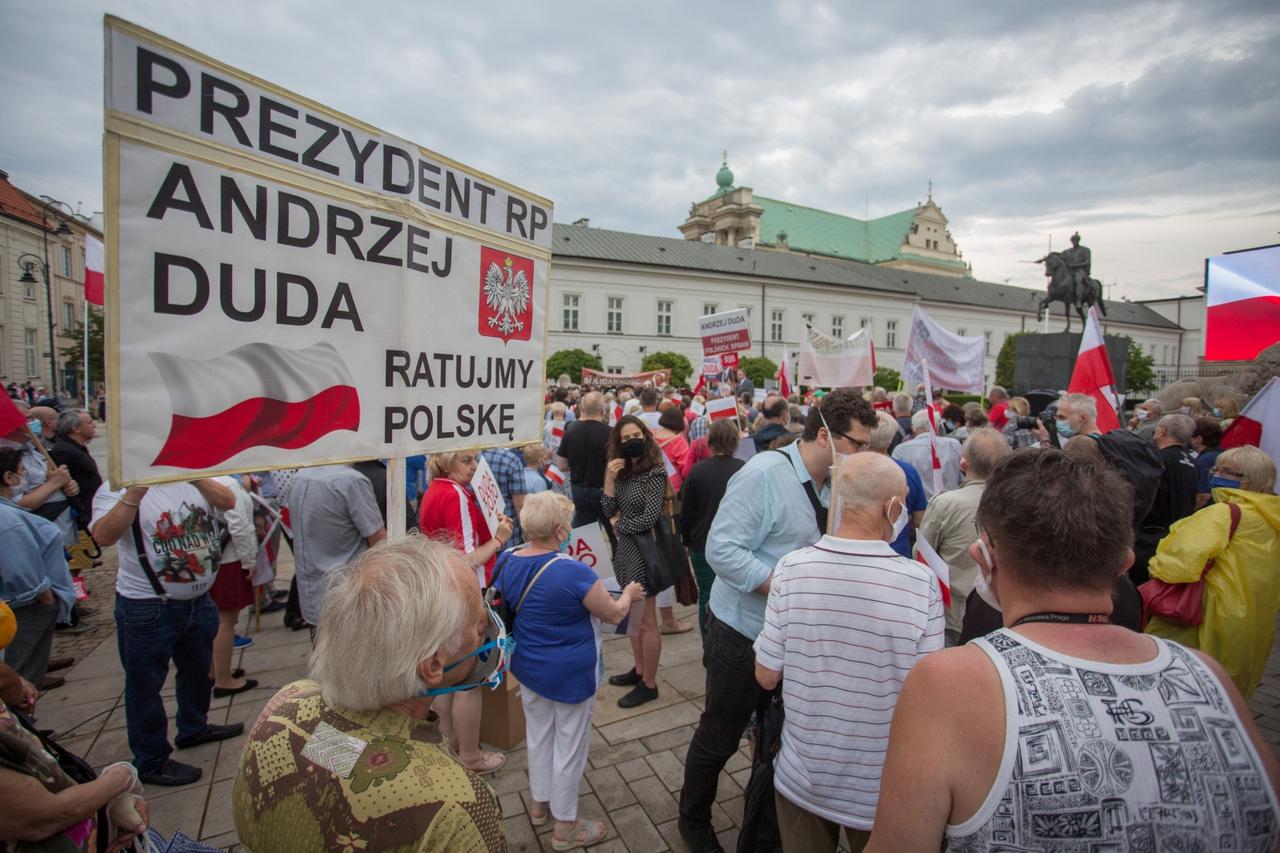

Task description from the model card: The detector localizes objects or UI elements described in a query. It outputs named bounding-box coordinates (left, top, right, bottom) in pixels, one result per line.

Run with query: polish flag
left=1205, top=248, right=1280, bottom=361
left=1221, top=377, right=1280, bottom=463
left=914, top=532, right=951, bottom=608
left=609, top=403, right=623, bottom=426
left=1067, top=305, right=1121, bottom=432
left=150, top=342, right=359, bottom=468
left=545, top=465, right=566, bottom=486
left=551, top=423, right=565, bottom=440
left=921, top=361, right=944, bottom=495
left=84, top=235, right=105, bottom=306
left=706, top=396, right=738, bottom=421
left=0, top=395, right=26, bottom=437
left=776, top=353, right=793, bottom=398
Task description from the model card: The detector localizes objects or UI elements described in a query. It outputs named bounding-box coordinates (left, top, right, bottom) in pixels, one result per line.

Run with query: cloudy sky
left=3, top=0, right=1277, bottom=300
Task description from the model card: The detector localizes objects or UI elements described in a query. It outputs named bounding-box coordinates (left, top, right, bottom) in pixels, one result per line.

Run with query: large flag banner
left=84, top=235, right=105, bottom=306
left=798, top=324, right=874, bottom=387
left=699, top=308, right=751, bottom=356
left=1221, top=377, right=1280, bottom=464
left=103, top=18, right=552, bottom=484
left=1204, top=245, right=1280, bottom=361
left=901, top=306, right=985, bottom=394
left=1067, top=306, right=1121, bottom=432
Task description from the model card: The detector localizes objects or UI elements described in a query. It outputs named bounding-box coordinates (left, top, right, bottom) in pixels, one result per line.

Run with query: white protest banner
left=901, top=306, right=986, bottom=394
left=798, top=325, right=875, bottom=387
left=752, top=389, right=767, bottom=406
left=599, top=578, right=643, bottom=637
left=699, top=308, right=751, bottom=356
left=701, top=355, right=722, bottom=379
left=567, top=523, right=614, bottom=582
left=689, top=401, right=706, bottom=417
left=103, top=17, right=552, bottom=484
left=470, top=455, right=505, bottom=537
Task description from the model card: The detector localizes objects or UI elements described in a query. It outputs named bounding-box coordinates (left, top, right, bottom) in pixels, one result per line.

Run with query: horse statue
left=1035, top=251, right=1106, bottom=332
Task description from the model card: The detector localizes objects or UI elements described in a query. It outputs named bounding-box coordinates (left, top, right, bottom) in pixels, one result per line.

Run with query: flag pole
left=387, top=457, right=407, bottom=540
left=83, top=300, right=90, bottom=408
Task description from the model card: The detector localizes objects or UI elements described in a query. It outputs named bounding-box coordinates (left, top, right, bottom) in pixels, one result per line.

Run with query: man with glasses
left=678, top=390, right=877, bottom=853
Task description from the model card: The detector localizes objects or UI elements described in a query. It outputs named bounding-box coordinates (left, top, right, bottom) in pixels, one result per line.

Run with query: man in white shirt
left=755, top=452, right=944, bottom=852
left=891, top=409, right=962, bottom=500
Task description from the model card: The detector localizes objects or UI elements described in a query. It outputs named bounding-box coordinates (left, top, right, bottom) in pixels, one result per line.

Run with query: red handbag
left=1139, top=503, right=1241, bottom=628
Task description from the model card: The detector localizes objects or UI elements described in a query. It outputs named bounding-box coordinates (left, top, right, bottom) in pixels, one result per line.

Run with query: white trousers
left=521, top=688, right=595, bottom=822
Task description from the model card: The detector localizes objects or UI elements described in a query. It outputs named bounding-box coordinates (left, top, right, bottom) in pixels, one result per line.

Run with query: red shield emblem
left=479, top=247, right=534, bottom=343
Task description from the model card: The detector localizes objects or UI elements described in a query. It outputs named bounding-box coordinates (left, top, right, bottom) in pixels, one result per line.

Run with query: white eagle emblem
left=483, top=256, right=531, bottom=338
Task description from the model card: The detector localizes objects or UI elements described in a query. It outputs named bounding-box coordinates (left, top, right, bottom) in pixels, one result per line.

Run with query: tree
left=641, top=351, right=694, bottom=386
left=995, top=331, right=1035, bottom=390
left=59, top=306, right=105, bottom=384
left=545, top=348, right=602, bottom=384
left=1123, top=337, right=1156, bottom=396
left=872, top=367, right=902, bottom=391
left=738, top=356, right=778, bottom=388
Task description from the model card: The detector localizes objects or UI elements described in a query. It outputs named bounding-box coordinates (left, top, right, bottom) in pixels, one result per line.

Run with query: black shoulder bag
left=769, top=448, right=827, bottom=535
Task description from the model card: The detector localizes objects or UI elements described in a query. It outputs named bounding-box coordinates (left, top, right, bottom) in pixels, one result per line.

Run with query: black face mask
left=621, top=438, right=646, bottom=459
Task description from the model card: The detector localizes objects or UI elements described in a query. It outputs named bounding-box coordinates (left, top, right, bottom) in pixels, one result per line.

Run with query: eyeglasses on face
left=1211, top=465, right=1244, bottom=479
left=835, top=431, right=870, bottom=451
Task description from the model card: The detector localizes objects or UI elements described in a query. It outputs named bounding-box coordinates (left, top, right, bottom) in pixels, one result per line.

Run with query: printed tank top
left=946, top=629, right=1279, bottom=852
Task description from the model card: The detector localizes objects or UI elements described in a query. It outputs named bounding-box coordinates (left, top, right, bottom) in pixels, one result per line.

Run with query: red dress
left=418, top=477, right=496, bottom=585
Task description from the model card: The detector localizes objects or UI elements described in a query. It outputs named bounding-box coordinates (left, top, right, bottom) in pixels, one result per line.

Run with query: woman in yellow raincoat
left=1146, top=445, right=1280, bottom=696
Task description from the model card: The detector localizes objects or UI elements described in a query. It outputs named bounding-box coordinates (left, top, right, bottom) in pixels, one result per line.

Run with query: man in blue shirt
left=481, top=447, right=529, bottom=546
left=678, top=390, right=878, bottom=852
left=0, top=448, right=76, bottom=688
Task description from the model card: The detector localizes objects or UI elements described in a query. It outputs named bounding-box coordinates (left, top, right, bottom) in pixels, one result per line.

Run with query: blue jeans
left=114, top=593, right=218, bottom=772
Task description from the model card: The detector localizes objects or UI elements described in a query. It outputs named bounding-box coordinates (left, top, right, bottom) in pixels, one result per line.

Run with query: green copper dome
left=716, top=160, right=734, bottom=189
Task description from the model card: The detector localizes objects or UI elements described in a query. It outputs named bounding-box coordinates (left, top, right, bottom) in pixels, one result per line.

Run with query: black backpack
left=1087, top=429, right=1163, bottom=525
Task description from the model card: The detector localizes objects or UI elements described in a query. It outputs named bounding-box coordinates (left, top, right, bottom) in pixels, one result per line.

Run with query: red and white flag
left=84, top=234, right=105, bottom=306
left=545, top=465, right=566, bottom=487
left=776, top=353, right=793, bottom=398
left=0, top=395, right=26, bottom=437
left=921, top=361, right=945, bottom=495
left=914, top=532, right=951, bottom=608
left=609, top=403, right=623, bottom=426
left=150, top=341, right=359, bottom=468
left=706, top=396, right=738, bottom=421
left=1221, top=376, right=1280, bottom=463
left=1067, top=305, right=1121, bottom=432
left=1205, top=248, right=1280, bottom=361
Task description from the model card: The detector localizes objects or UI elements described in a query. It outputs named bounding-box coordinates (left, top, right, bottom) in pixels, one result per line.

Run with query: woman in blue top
left=494, top=492, right=642, bottom=851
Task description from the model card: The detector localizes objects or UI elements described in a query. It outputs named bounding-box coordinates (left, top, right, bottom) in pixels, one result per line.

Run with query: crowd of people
left=3, top=370, right=1279, bottom=851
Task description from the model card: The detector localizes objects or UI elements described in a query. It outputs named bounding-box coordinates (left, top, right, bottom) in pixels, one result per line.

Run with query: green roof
left=753, top=196, right=919, bottom=264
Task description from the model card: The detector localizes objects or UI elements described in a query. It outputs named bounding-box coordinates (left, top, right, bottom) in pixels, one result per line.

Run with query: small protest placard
left=599, top=577, right=642, bottom=637
left=568, top=523, right=614, bottom=581
left=471, top=455, right=505, bottom=537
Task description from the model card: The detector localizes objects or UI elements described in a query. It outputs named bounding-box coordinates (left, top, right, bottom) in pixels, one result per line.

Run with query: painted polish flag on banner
left=545, top=465, right=566, bottom=487
left=1221, top=377, right=1280, bottom=463
left=150, top=341, right=359, bottom=468
left=1067, top=305, right=1121, bottom=432
left=1205, top=247, right=1280, bottom=361
left=776, top=353, right=793, bottom=398
left=84, top=235, right=105, bottom=306
left=914, top=532, right=951, bottom=608
left=706, top=396, right=739, bottom=421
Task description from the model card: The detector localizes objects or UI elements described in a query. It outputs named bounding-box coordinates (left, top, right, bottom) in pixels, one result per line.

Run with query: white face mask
left=886, top=497, right=909, bottom=542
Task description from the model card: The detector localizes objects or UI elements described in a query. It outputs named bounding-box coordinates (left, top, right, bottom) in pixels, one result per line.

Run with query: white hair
left=893, top=393, right=913, bottom=415
left=520, top=491, right=574, bottom=542
left=310, top=535, right=468, bottom=711
left=1158, top=413, right=1195, bottom=444
left=911, top=409, right=932, bottom=435
left=869, top=411, right=902, bottom=451
left=1060, top=392, right=1097, bottom=423
left=962, top=427, right=1010, bottom=479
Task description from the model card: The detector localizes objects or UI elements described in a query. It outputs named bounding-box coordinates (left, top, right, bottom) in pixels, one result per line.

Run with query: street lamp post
left=16, top=252, right=58, bottom=393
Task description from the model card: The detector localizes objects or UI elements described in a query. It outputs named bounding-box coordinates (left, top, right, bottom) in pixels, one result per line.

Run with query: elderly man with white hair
left=1053, top=392, right=1102, bottom=441
left=890, top=410, right=962, bottom=500
left=755, top=452, right=944, bottom=852
left=233, top=536, right=505, bottom=851
left=1129, top=396, right=1163, bottom=440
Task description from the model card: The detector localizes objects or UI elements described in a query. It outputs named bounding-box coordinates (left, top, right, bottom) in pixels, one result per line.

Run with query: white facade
left=548, top=255, right=1184, bottom=388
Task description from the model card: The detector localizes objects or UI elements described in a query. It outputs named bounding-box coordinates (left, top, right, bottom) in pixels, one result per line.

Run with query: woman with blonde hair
left=494, top=492, right=643, bottom=849
left=1146, top=445, right=1280, bottom=696
left=418, top=449, right=513, bottom=774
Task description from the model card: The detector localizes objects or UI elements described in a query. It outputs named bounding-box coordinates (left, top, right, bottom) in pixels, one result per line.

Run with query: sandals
left=552, top=819, right=609, bottom=850
left=660, top=620, right=692, bottom=635
left=460, top=751, right=506, bottom=775
left=529, top=804, right=550, bottom=827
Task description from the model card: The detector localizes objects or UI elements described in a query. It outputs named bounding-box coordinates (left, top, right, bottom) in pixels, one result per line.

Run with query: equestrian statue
left=1035, top=232, right=1107, bottom=332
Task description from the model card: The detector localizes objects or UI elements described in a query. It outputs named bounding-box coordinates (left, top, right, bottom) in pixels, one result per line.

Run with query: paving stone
left=589, top=737, right=651, bottom=770
left=716, top=825, right=740, bottom=852
left=599, top=702, right=700, bottom=746
left=146, top=785, right=210, bottom=843
left=709, top=800, right=733, bottom=832
left=30, top=697, right=117, bottom=739
left=201, top=778, right=237, bottom=839
left=503, top=814, right=541, bottom=852
left=492, top=768, right=533, bottom=795
left=200, top=829, right=240, bottom=848
left=628, top=775, right=680, bottom=824
left=500, top=791, right=526, bottom=817
left=719, top=795, right=744, bottom=829
left=717, top=770, right=744, bottom=802
left=586, top=764, right=637, bottom=810
left=642, top=724, right=698, bottom=755
left=656, top=818, right=693, bottom=852
left=729, top=766, right=752, bottom=790
left=616, top=755, right=655, bottom=781
left=645, top=749, right=686, bottom=792
left=723, top=748, right=751, bottom=774
left=609, top=803, right=667, bottom=852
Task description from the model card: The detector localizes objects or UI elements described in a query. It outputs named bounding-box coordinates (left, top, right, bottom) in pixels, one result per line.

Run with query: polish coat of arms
left=479, top=247, right=534, bottom=343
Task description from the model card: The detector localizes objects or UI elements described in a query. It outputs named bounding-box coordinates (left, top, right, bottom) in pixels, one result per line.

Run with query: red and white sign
left=581, top=368, right=670, bottom=386
left=700, top=309, right=752, bottom=356
left=1221, top=376, right=1280, bottom=463
left=1205, top=246, right=1280, bottom=361
left=1067, top=306, right=1121, bottom=432
left=902, top=306, right=985, bottom=394
left=776, top=353, right=793, bottom=398
left=84, top=234, right=105, bottom=306
left=720, top=352, right=740, bottom=370
left=914, top=532, right=951, bottom=608
left=478, top=248, right=534, bottom=343
left=706, top=396, right=739, bottom=421
left=545, top=465, right=566, bottom=487
left=702, top=355, right=723, bottom=378
left=569, top=523, right=614, bottom=581
left=471, top=455, right=505, bottom=537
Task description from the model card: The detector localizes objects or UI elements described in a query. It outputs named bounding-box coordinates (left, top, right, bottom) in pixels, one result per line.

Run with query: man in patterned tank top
left=866, top=449, right=1280, bottom=852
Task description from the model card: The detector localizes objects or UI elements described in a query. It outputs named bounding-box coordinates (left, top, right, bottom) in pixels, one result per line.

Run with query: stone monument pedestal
left=1013, top=332, right=1128, bottom=398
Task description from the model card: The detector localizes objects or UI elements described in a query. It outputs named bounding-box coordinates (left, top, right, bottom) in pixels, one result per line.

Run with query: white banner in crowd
left=471, top=455, right=505, bottom=537
left=901, top=306, right=986, bottom=394
left=568, top=523, right=614, bottom=582
left=699, top=308, right=752, bottom=356
left=798, top=324, right=875, bottom=387
left=103, top=17, right=552, bottom=484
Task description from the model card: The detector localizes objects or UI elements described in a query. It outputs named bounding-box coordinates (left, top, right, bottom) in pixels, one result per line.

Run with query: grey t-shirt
left=287, top=465, right=383, bottom=624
